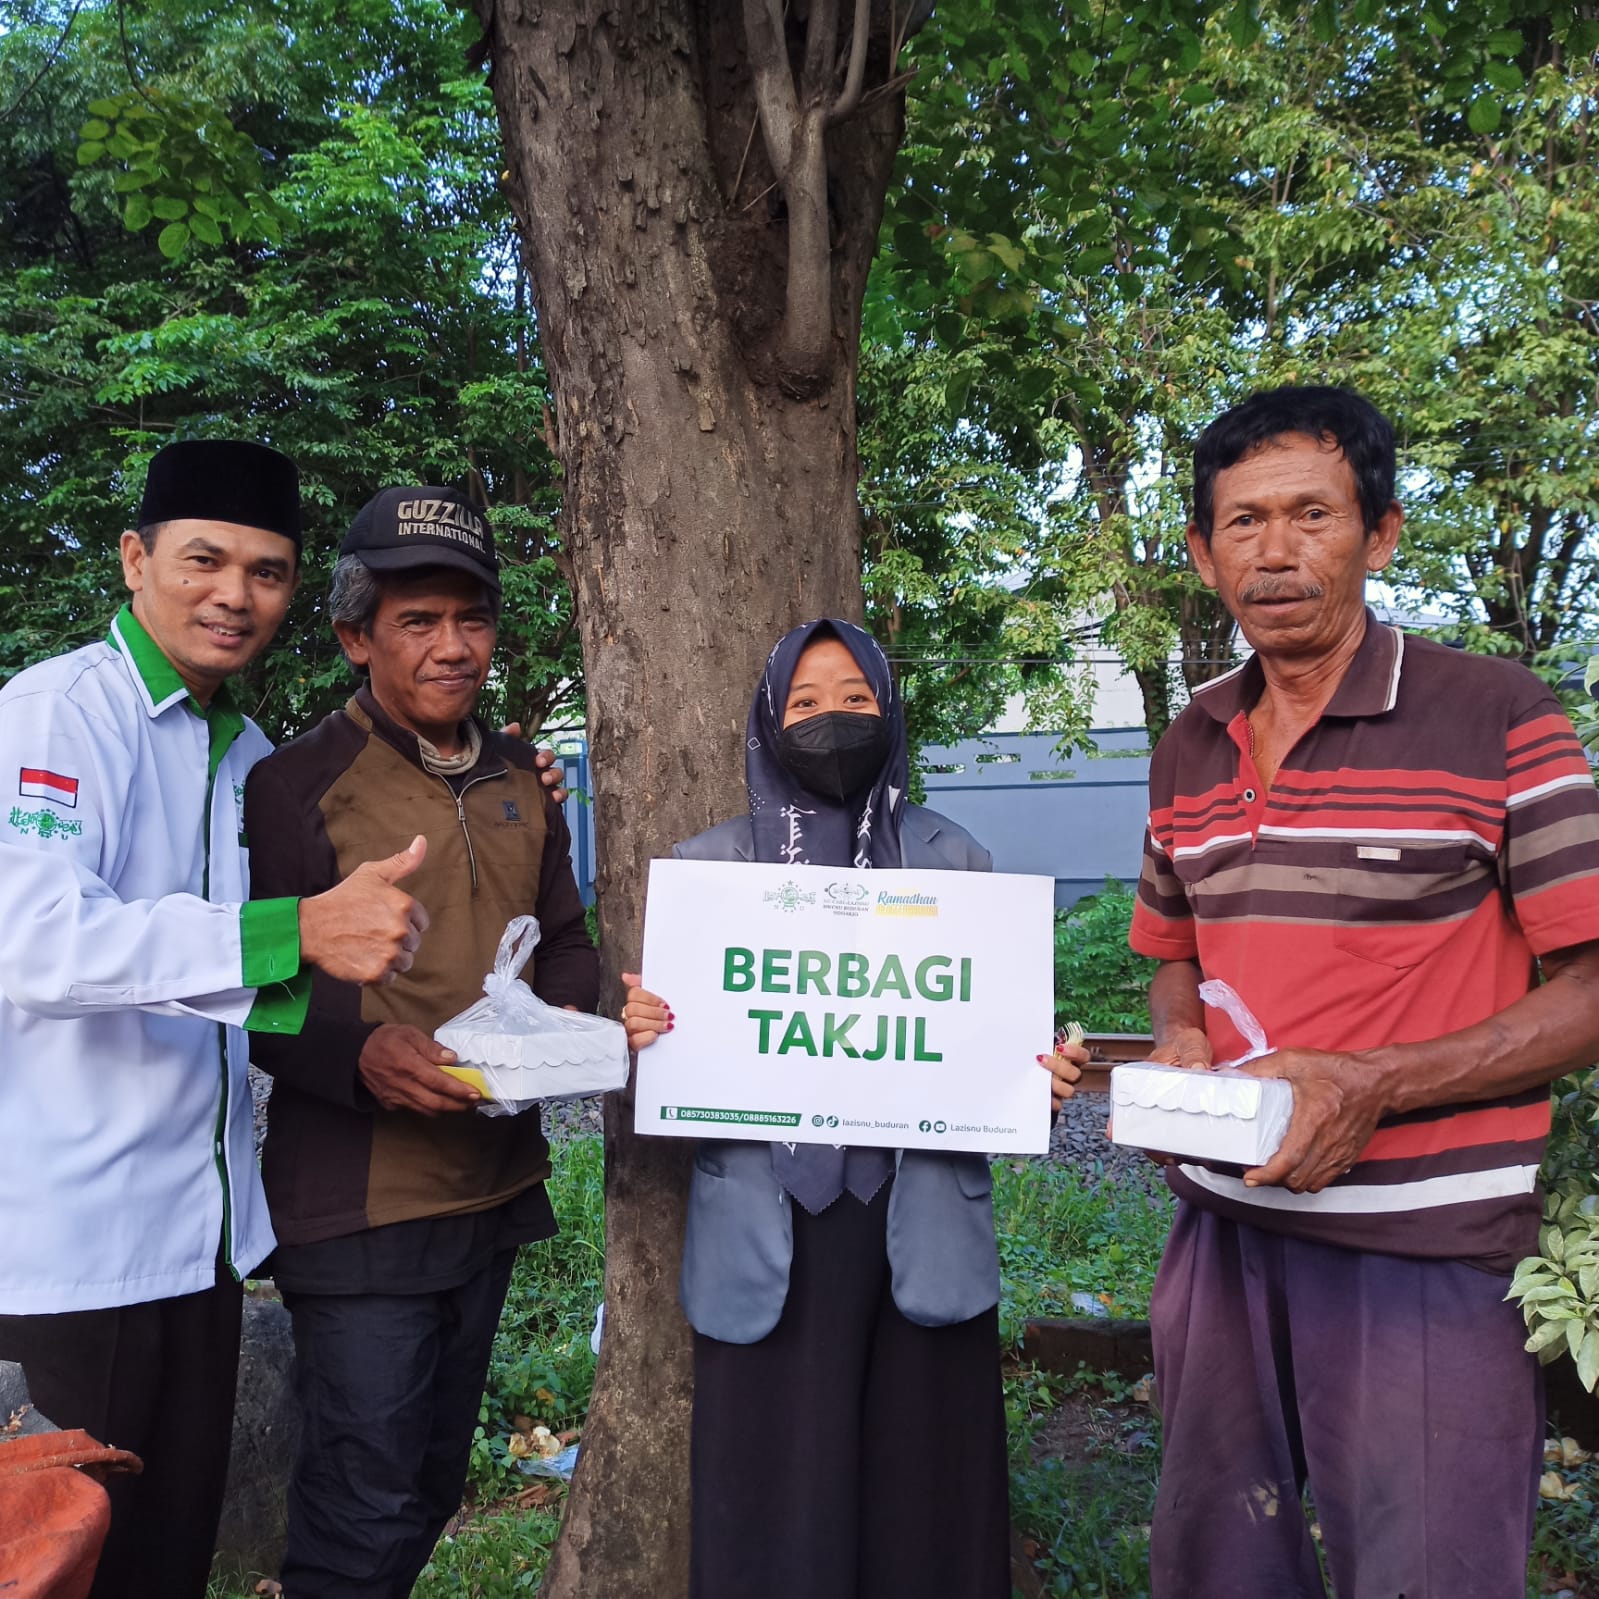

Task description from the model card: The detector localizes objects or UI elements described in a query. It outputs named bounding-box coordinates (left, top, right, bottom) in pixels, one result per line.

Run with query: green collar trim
left=108, top=603, right=241, bottom=722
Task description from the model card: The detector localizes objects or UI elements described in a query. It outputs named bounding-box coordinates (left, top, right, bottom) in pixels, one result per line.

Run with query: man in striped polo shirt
left=1130, top=385, right=1599, bottom=1598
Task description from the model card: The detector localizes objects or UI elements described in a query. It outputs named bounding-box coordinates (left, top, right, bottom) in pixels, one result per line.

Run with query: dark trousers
left=690, top=1184, right=1011, bottom=1599
left=0, top=1265, right=243, bottom=1599
left=1150, top=1201, right=1543, bottom=1599
left=278, top=1249, right=517, bottom=1598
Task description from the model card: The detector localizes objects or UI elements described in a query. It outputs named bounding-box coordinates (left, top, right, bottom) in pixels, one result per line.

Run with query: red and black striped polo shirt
left=1129, top=611, right=1599, bottom=1271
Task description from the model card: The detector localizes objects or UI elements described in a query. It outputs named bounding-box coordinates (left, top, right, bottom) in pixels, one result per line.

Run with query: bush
left=1053, top=883, right=1157, bottom=1034
left=1511, top=1068, right=1599, bottom=1392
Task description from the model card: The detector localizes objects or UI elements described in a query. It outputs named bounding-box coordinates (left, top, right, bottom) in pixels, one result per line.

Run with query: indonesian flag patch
left=19, top=768, right=79, bottom=808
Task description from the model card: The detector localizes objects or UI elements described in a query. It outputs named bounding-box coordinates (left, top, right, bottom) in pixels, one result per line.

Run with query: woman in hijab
left=622, top=618, right=1084, bottom=1599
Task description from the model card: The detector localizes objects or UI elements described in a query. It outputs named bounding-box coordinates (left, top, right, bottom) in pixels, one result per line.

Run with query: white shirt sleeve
left=0, top=693, right=255, bottom=1024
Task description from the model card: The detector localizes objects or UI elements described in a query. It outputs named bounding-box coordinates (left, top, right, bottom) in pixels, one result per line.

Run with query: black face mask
left=776, top=712, right=891, bottom=804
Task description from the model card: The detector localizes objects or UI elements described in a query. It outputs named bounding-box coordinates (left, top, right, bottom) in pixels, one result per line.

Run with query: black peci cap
left=138, top=439, right=301, bottom=547
left=339, top=487, right=499, bottom=591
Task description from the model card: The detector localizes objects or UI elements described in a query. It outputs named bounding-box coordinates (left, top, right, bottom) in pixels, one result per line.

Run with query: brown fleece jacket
left=244, top=686, right=599, bottom=1246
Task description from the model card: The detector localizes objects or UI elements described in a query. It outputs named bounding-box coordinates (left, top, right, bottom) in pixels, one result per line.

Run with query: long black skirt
left=689, top=1181, right=1011, bottom=1599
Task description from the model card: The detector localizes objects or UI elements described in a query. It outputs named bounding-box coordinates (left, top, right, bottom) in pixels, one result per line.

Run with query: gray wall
left=919, top=728, right=1151, bottom=907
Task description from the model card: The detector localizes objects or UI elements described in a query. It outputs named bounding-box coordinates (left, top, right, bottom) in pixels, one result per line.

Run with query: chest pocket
left=1334, top=841, right=1491, bottom=970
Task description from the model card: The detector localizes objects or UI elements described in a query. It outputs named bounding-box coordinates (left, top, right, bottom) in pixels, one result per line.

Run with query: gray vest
left=674, top=805, right=1004, bottom=1344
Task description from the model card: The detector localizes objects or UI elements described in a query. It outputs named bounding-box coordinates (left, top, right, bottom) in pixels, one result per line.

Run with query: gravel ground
left=252, top=1069, right=1151, bottom=1191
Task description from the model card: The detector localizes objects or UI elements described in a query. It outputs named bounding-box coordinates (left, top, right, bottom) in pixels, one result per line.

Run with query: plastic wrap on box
left=435, top=916, right=628, bottom=1116
left=1108, top=1062, right=1292, bottom=1165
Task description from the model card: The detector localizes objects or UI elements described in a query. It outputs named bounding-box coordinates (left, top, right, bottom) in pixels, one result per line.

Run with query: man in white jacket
left=0, top=440, right=428, bottom=1598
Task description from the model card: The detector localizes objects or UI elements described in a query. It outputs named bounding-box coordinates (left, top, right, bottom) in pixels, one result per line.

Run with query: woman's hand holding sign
left=622, top=975, right=672, bottom=1051
left=1039, top=1033, right=1087, bottom=1113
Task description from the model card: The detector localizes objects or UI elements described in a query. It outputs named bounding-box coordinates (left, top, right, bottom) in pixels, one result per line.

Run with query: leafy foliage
left=1052, top=884, right=1158, bottom=1034
left=1511, top=1070, right=1599, bottom=1392
left=10, top=0, right=1599, bottom=747
left=995, top=1157, right=1171, bottom=1347
left=78, top=89, right=285, bottom=257
left=869, top=0, right=1599, bottom=736
left=1531, top=1435, right=1599, bottom=1593
left=857, top=339, right=1098, bottom=751
left=0, top=0, right=577, bottom=738
left=1007, top=1370, right=1161, bottom=1599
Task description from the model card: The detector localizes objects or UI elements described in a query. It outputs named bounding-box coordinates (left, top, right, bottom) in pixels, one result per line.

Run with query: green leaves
left=2, top=0, right=564, bottom=738
left=1052, top=886, right=1157, bottom=1032
left=1468, top=94, right=1504, bottom=134
left=1512, top=1069, right=1599, bottom=1392
left=76, top=91, right=286, bottom=257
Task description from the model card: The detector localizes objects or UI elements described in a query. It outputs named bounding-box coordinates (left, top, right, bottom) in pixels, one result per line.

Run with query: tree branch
left=801, top=0, right=839, bottom=104
left=742, top=0, right=799, bottom=184
left=775, top=108, right=833, bottom=389
left=828, top=0, right=872, bottom=125
left=117, top=0, right=160, bottom=111
left=0, top=0, right=85, bottom=125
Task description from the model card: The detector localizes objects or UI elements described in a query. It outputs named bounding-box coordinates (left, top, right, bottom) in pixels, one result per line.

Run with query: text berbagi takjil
left=721, top=947, right=973, bottom=1062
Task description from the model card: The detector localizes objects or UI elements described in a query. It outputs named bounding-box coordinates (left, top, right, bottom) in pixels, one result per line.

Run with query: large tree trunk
left=479, top=3, right=905, bottom=1593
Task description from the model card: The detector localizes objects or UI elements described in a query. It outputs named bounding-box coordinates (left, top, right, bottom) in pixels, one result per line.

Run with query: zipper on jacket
left=200, top=742, right=237, bottom=1279
left=212, top=1023, right=236, bottom=1279
left=436, top=768, right=505, bottom=895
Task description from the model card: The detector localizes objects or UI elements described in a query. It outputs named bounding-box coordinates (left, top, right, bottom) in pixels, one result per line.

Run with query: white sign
left=634, top=858, right=1056, bottom=1154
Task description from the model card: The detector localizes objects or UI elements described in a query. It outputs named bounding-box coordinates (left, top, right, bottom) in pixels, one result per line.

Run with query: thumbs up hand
left=298, top=835, right=432, bottom=985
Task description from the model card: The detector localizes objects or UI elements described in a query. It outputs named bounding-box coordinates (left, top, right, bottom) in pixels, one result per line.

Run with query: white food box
left=435, top=1001, right=629, bottom=1108
left=432, top=914, right=629, bottom=1112
left=1108, top=1062, right=1293, bottom=1167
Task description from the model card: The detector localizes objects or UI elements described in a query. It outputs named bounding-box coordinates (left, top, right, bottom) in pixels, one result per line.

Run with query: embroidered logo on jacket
left=9, top=806, right=83, bottom=840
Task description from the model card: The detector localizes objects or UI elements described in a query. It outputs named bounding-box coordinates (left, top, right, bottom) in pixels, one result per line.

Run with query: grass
left=213, top=1141, right=1598, bottom=1599
left=996, top=1159, right=1168, bottom=1599
left=468, top=1136, right=605, bottom=1498
left=992, top=1156, right=1172, bottom=1343
left=1008, top=1367, right=1161, bottom=1599
left=413, top=1507, right=561, bottom=1595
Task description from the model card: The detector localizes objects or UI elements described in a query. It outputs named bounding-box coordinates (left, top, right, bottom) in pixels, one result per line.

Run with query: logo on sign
left=823, top=881, right=869, bottom=917
left=874, top=889, right=939, bottom=917
left=763, top=880, right=816, bottom=914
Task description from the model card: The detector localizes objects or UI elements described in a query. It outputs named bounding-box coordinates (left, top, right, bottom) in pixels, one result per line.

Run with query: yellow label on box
left=440, top=1064, right=494, bottom=1099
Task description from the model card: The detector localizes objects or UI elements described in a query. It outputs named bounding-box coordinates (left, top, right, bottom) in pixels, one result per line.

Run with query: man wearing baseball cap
left=245, top=486, right=599, bottom=1595
left=0, top=441, right=429, bottom=1597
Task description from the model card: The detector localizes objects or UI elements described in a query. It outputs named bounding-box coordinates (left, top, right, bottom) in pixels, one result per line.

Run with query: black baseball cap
left=340, top=486, right=499, bottom=592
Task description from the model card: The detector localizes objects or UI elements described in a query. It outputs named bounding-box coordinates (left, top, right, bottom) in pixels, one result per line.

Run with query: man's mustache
left=1239, top=577, right=1325, bottom=603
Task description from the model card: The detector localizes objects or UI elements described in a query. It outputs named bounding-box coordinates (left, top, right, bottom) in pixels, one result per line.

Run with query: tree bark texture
left=479, top=4, right=906, bottom=1592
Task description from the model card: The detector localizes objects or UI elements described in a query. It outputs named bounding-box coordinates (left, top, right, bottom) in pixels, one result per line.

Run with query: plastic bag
left=1196, top=978, right=1272, bottom=1068
left=434, top=916, right=628, bottom=1117
left=519, top=1442, right=580, bottom=1480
